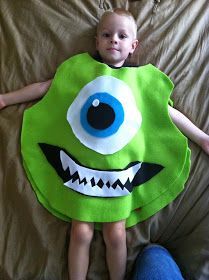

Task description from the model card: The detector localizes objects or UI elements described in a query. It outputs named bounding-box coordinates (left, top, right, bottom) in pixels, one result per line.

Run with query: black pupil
left=87, top=102, right=115, bottom=130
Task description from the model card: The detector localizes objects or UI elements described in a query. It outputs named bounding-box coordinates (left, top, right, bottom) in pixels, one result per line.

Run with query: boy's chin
left=104, top=56, right=124, bottom=67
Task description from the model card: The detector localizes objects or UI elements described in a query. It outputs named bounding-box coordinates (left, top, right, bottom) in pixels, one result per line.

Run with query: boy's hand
left=0, top=94, right=6, bottom=109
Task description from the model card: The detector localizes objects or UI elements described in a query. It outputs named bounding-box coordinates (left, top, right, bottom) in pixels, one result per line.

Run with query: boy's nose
left=110, top=35, right=118, bottom=44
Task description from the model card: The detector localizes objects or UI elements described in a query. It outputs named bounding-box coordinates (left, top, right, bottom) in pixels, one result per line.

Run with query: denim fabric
left=132, top=245, right=184, bottom=280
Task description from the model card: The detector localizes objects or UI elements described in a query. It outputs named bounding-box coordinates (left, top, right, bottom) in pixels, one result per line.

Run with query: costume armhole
left=168, top=98, right=174, bottom=106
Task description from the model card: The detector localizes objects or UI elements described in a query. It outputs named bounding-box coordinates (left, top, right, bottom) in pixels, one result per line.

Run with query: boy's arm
left=168, top=105, right=209, bottom=155
left=0, top=79, right=52, bottom=109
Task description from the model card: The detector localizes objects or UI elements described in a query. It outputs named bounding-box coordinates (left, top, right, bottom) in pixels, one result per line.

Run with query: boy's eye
left=102, top=33, right=110, bottom=38
left=119, top=34, right=127, bottom=39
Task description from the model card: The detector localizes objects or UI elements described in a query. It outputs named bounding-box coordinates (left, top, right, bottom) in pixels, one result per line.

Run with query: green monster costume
left=21, top=53, right=190, bottom=228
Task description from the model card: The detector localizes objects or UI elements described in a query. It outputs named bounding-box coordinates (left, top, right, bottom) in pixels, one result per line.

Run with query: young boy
left=0, top=8, right=209, bottom=280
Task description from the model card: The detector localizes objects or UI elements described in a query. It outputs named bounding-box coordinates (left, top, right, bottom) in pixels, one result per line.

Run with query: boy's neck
left=94, top=52, right=124, bottom=68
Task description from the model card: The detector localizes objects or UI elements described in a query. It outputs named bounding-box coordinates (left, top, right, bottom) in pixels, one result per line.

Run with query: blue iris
left=80, top=92, right=124, bottom=137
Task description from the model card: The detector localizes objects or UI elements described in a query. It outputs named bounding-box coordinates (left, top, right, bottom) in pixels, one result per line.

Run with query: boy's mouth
left=39, top=143, right=164, bottom=198
left=107, top=47, right=119, bottom=52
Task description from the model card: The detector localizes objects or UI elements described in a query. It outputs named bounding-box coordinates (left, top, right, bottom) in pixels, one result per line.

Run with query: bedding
left=0, top=1, right=208, bottom=279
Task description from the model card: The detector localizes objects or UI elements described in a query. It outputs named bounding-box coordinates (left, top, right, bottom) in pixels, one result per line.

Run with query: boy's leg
left=68, top=220, right=94, bottom=280
left=103, top=220, right=127, bottom=280
left=132, top=244, right=184, bottom=280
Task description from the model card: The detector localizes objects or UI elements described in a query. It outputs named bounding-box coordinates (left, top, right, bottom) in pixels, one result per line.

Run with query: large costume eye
left=67, top=76, right=142, bottom=155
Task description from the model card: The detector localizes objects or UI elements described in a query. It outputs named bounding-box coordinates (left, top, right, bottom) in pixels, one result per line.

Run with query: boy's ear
left=130, top=39, right=139, bottom=54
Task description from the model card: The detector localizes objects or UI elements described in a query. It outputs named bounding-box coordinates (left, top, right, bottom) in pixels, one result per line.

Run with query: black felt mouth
left=38, top=143, right=164, bottom=196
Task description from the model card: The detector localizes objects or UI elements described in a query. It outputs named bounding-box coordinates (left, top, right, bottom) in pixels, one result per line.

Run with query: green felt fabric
left=21, top=53, right=190, bottom=228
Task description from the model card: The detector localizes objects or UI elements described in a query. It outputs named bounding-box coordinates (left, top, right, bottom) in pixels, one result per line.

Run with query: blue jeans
left=132, top=244, right=184, bottom=280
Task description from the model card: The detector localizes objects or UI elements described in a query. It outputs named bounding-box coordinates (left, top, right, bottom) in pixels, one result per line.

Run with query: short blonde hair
left=97, top=8, right=138, bottom=38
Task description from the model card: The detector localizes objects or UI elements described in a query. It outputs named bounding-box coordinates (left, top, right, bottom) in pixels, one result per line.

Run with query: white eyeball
left=67, top=76, right=142, bottom=155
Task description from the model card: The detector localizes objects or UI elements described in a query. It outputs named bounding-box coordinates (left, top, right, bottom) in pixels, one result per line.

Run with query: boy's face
left=96, top=13, right=138, bottom=67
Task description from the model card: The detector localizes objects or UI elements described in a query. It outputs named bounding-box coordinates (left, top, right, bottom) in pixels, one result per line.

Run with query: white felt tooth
left=99, top=170, right=125, bottom=185
left=77, top=170, right=88, bottom=185
left=64, top=181, right=71, bottom=188
left=76, top=161, right=100, bottom=182
left=60, top=150, right=69, bottom=171
left=78, top=180, right=86, bottom=187
left=60, top=150, right=78, bottom=174
left=83, top=172, right=97, bottom=183
left=75, top=164, right=118, bottom=185
left=128, top=163, right=142, bottom=182
left=113, top=170, right=128, bottom=185
left=114, top=185, right=130, bottom=195
left=106, top=163, right=141, bottom=185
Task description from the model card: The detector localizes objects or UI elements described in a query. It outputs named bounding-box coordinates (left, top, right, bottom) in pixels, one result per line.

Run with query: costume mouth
left=39, top=143, right=164, bottom=197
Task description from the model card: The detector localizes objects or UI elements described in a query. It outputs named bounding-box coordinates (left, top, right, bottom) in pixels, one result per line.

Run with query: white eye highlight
left=67, top=76, right=142, bottom=155
left=92, top=99, right=100, bottom=107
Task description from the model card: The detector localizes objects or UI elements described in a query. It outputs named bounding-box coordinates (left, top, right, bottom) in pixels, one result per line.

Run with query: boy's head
left=96, top=8, right=138, bottom=67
